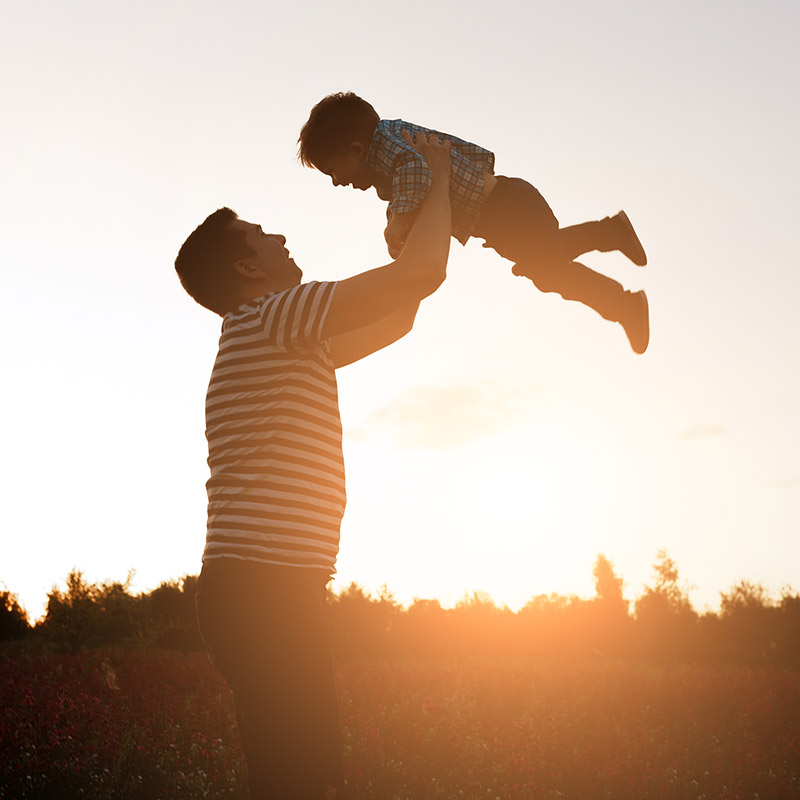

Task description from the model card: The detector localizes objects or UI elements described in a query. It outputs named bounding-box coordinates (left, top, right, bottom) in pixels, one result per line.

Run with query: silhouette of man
left=174, top=133, right=451, bottom=799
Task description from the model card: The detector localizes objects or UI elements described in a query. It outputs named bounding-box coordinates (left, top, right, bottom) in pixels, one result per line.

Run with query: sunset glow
left=1, top=0, right=798, bottom=624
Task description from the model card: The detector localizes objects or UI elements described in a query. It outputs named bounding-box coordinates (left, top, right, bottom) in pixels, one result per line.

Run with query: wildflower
left=100, top=660, right=120, bottom=691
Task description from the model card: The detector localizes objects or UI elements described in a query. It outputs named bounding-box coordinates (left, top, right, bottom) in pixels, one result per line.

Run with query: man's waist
left=199, top=556, right=333, bottom=594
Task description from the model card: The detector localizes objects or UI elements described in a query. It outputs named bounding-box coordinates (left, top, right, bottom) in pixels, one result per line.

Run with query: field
left=2, top=649, right=799, bottom=799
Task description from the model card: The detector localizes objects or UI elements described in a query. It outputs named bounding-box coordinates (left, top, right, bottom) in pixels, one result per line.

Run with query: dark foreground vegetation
left=2, top=648, right=799, bottom=799
left=2, top=551, right=799, bottom=798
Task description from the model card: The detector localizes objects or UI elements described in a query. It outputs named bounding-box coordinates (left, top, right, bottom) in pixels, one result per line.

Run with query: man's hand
left=384, top=213, right=413, bottom=259
left=322, top=131, right=452, bottom=347
left=402, top=129, right=451, bottom=181
left=385, top=131, right=452, bottom=258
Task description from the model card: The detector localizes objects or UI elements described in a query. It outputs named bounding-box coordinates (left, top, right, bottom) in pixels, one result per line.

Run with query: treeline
left=2, top=551, right=799, bottom=666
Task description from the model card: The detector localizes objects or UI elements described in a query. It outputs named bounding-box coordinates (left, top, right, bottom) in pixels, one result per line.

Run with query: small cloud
left=355, top=380, right=542, bottom=449
left=768, top=479, right=797, bottom=489
left=345, top=425, right=368, bottom=442
left=679, top=424, right=726, bottom=440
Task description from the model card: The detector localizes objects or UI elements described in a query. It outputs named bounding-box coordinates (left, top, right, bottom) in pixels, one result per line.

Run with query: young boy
left=298, top=91, right=650, bottom=353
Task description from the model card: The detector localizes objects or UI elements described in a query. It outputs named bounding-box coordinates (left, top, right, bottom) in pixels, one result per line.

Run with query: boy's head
left=298, top=92, right=379, bottom=191
left=175, top=208, right=302, bottom=316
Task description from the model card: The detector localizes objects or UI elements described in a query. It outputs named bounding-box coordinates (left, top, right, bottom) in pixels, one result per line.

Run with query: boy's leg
left=473, top=178, right=647, bottom=267
left=196, top=561, right=346, bottom=800
left=474, top=178, right=649, bottom=352
left=560, top=211, right=647, bottom=266
left=522, top=259, right=649, bottom=354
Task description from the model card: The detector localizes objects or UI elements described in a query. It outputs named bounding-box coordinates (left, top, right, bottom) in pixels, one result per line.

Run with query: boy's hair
left=174, top=207, right=254, bottom=316
left=298, top=92, right=380, bottom=168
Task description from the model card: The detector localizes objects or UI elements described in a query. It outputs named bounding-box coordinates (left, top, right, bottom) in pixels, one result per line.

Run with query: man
left=173, top=133, right=451, bottom=799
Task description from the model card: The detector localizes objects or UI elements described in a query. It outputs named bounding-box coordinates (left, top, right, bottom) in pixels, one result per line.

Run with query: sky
left=2, top=0, right=798, bottom=622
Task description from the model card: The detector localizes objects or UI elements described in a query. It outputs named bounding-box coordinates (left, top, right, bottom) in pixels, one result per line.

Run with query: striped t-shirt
left=202, top=280, right=344, bottom=575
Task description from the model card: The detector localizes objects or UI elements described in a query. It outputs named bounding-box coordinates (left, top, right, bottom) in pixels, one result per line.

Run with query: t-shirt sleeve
left=258, top=281, right=337, bottom=351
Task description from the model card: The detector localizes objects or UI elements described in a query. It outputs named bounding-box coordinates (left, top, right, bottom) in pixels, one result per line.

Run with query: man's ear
left=234, top=258, right=264, bottom=279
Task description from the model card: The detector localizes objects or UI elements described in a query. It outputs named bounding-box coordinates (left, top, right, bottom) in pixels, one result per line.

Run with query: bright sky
left=2, top=0, right=798, bottom=622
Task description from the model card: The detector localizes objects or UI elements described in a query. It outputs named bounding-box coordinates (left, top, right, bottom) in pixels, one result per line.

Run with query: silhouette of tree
left=634, top=549, right=698, bottom=661
left=451, top=591, right=516, bottom=652
left=777, top=588, right=800, bottom=665
left=328, top=582, right=401, bottom=658
left=397, top=597, right=448, bottom=653
left=593, top=554, right=628, bottom=613
left=11, top=559, right=800, bottom=667
left=590, top=554, right=631, bottom=654
left=141, top=576, right=202, bottom=649
left=718, top=580, right=777, bottom=664
left=519, top=592, right=591, bottom=654
left=0, top=589, right=29, bottom=641
left=40, top=569, right=138, bottom=652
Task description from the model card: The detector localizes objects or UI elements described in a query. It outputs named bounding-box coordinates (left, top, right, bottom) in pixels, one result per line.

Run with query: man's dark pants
left=196, top=559, right=345, bottom=799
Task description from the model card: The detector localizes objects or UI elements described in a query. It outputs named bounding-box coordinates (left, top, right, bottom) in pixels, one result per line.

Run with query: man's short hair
left=174, top=207, right=253, bottom=316
left=298, top=92, right=380, bottom=168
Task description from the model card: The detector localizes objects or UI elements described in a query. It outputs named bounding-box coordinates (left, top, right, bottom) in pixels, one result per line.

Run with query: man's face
left=319, top=143, right=373, bottom=191
left=232, top=220, right=303, bottom=290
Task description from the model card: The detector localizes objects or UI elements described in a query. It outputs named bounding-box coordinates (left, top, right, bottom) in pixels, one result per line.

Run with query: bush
left=0, top=590, right=30, bottom=641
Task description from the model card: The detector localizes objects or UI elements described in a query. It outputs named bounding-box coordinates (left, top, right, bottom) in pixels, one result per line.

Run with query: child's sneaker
left=620, top=290, right=650, bottom=354
left=614, top=211, right=648, bottom=266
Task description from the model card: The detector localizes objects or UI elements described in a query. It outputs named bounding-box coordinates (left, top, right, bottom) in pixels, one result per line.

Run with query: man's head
left=175, top=208, right=302, bottom=315
left=298, top=92, right=379, bottom=191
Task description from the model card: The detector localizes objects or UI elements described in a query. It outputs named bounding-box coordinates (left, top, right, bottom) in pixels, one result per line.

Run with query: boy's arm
left=324, top=133, right=451, bottom=366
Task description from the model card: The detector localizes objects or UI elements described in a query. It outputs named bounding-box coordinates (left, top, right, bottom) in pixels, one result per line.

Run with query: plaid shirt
left=366, top=119, right=496, bottom=245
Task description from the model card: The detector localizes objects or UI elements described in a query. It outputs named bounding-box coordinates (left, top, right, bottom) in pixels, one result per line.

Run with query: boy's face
left=318, top=142, right=373, bottom=191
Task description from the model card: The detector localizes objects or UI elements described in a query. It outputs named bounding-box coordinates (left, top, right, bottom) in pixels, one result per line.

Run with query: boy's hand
left=385, top=213, right=413, bottom=258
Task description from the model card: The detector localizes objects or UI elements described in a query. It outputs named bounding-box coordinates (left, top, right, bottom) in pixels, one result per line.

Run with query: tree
left=40, top=569, right=138, bottom=652
left=398, top=597, right=448, bottom=653
left=634, top=549, right=698, bottom=661
left=593, top=554, right=628, bottom=614
left=141, top=576, right=202, bottom=649
left=590, top=554, right=631, bottom=653
left=777, top=588, right=800, bottom=664
left=519, top=592, right=590, bottom=653
left=718, top=580, right=777, bottom=663
left=328, top=582, right=401, bottom=657
left=0, top=589, right=30, bottom=641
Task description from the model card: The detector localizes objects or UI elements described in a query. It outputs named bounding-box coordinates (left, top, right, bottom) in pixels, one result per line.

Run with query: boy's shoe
left=620, top=290, right=650, bottom=354
left=614, top=211, right=648, bottom=267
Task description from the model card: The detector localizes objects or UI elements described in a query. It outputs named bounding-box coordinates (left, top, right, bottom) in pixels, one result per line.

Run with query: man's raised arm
left=324, top=133, right=451, bottom=368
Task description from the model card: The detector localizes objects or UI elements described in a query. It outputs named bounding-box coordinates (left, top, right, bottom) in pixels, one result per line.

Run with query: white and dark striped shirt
left=202, top=281, right=344, bottom=574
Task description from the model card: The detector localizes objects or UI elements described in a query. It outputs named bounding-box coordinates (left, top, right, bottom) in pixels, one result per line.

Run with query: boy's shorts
left=472, top=176, right=562, bottom=269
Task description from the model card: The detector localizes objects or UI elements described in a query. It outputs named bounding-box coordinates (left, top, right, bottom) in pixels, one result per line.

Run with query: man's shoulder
left=222, top=281, right=337, bottom=330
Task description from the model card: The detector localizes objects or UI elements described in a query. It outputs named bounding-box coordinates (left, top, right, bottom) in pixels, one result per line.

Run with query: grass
left=2, top=648, right=799, bottom=799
